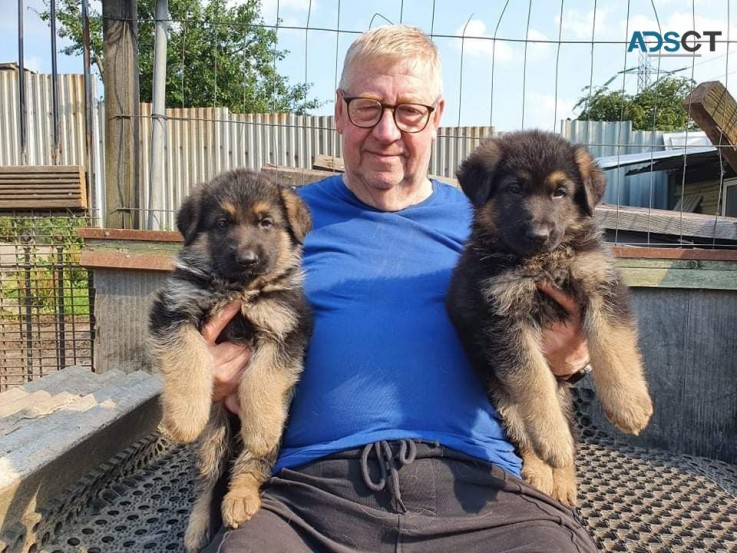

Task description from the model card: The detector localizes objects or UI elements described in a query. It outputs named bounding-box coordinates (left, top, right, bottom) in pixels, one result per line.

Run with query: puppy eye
left=259, top=217, right=273, bottom=229
left=553, top=187, right=567, bottom=198
left=216, top=218, right=229, bottom=229
left=508, top=182, right=522, bottom=194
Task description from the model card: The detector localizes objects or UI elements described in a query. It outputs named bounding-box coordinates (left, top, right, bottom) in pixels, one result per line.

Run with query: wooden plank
left=0, top=165, right=84, bottom=174
left=261, top=165, right=337, bottom=187
left=612, top=246, right=737, bottom=262
left=683, top=81, right=737, bottom=174
left=621, top=267, right=737, bottom=289
left=78, top=228, right=182, bottom=242
left=0, top=165, right=87, bottom=210
left=313, top=154, right=345, bottom=172
left=0, top=201, right=86, bottom=209
left=596, top=204, right=737, bottom=241
left=80, top=249, right=175, bottom=272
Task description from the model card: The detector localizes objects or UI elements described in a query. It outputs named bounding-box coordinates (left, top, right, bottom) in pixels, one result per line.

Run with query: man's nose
left=372, top=108, right=402, bottom=141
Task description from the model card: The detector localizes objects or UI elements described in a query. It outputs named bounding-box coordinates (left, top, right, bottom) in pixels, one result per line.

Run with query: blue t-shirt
left=274, top=175, right=522, bottom=476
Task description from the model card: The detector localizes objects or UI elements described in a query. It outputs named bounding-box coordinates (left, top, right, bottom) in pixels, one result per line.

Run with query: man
left=204, top=24, right=598, bottom=552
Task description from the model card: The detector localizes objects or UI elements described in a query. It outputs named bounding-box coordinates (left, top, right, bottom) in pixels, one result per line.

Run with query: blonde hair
left=339, top=25, right=443, bottom=99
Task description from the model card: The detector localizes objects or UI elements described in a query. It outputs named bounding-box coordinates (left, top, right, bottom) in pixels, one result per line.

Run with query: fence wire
left=101, top=0, right=737, bottom=241
left=3, top=0, right=737, bottom=386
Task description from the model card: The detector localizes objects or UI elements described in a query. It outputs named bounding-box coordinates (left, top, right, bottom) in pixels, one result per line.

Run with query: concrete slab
left=0, top=369, right=163, bottom=538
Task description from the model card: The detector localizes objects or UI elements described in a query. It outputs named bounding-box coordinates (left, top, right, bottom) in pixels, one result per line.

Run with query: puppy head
left=457, top=130, right=606, bottom=256
left=176, top=169, right=312, bottom=282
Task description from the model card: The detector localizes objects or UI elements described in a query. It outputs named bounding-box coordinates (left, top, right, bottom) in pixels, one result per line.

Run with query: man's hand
left=203, top=302, right=251, bottom=413
left=537, top=281, right=590, bottom=379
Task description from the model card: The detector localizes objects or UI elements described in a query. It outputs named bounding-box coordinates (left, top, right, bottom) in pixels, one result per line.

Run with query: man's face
left=335, top=58, right=445, bottom=211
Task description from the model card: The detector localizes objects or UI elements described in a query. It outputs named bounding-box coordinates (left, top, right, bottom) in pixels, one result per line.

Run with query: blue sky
left=2, top=0, right=736, bottom=131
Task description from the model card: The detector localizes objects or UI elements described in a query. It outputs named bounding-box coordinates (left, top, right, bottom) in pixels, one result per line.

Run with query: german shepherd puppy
left=148, top=169, right=312, bottom=551
left=446, top=130, right=653, bottom=506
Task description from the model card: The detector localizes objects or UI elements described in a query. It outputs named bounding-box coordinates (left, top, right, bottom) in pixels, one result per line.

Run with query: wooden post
left=684, top=81, right=737, bottom=175
left=103, top=0, right=140, bottom=229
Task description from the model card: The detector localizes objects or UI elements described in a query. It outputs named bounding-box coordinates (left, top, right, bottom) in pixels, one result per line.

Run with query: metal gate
left=0, top=212, right=95, bottom=391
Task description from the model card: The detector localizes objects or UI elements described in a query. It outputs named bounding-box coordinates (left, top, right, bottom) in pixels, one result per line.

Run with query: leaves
left=574, top=76, right=697, bottom=131
left=38, top=0, right=322, bottom=114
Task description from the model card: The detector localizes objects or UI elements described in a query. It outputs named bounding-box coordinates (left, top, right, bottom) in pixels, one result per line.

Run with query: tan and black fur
left=446, top=131, right=653, bottom=506
left=148, top=169, right=312, bottom=551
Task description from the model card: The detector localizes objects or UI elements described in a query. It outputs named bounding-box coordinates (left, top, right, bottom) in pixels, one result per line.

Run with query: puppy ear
left=573, top=146, right=607, bottom=216
left=176, top=186, right=203, bottom=245
left=279, top=186, right=312, bottom=245
left=457, top=139, right=502, bottom=208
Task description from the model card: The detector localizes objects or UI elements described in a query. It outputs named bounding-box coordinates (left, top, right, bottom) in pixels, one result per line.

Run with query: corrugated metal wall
left=0, top=71, right=91, bottom=167
left=4, top=71, right=676, bottom=224
left=1, top=70, right=493, bottom=228
left=561, top=120, right=670, bottom=210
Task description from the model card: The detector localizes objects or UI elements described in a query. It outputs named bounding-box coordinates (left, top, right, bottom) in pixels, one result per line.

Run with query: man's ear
left=176, top=185, right=204, bottom=245
left=573, top=146, right=607, bottom=216
left=429, top=98, right=445, bottom=140
left=280, top=186, right=312, bottom=245
left=456, top=139, right=502, bottom=208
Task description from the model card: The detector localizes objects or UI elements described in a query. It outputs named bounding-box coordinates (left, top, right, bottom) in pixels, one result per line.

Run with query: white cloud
left=523, top=92, right=577, bottom=132
left=558, top=6, right=617, bottom=41
left=258, top=0, right=315, bottom=26
left=455, top=18, right=514, bottom=63
left=526, top=29, right=551, bottom=62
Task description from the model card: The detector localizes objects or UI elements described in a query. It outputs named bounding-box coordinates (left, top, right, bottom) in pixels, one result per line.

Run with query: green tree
left=39, top=0, right=321, bottom=114
left=574, top=76, right=697, bottom=131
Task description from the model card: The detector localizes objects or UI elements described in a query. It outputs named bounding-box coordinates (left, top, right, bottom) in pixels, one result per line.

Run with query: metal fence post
left=21, top=230, right=34, bottom=381
left=55, top=236, right=67, bottom=372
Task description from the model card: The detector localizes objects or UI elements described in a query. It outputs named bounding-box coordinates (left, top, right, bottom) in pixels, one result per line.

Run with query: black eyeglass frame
left=339, top=91, right=438, bottom=134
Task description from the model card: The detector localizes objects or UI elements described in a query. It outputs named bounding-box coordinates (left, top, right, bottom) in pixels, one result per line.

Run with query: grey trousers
left=203, top=440, right=599, bottom=553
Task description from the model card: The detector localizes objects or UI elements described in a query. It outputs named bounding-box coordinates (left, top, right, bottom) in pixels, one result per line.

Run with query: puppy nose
left=526, top=228, right=550, bottom=244
left=236, top=249, right=259, bottom=266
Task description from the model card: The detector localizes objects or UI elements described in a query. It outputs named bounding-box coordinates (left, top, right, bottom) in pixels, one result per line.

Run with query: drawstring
left=360, top=439, right=417, bottom=513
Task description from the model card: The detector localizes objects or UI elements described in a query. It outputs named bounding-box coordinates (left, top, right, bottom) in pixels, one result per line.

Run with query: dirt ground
left=0, top=317, right=93, bottom=391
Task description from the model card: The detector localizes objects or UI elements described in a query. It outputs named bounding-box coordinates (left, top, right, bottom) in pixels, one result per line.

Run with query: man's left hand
left=537, top=281, right=590, bottom=379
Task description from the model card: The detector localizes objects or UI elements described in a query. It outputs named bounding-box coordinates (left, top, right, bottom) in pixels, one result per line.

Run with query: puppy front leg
left=155, top=324, right=214, bottom=443
left=503, top=325, right=575, bottom=468
left=585, top=295, right=653, bottom=435
left=221, top=341, right=299, bottom=527
left=185, top=404, right=231, bottom=552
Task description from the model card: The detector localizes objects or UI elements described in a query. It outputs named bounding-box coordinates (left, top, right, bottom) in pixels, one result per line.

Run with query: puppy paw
left=604, top=390, right=653, bottom=435
left=222, top=487, right=262, bottom=528
left=522, top=463, right=555, bottom=496
left=184, top=517, right=210, bottom=553
left=551, top=467, right=578, bottom=507
left=529, top=426, right=575, bottom=468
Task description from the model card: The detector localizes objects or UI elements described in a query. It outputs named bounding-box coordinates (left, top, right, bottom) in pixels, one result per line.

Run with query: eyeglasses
left=340, top=92, right=437, bottom=133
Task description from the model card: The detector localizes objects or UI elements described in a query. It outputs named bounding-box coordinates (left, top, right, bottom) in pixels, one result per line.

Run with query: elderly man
left=203, top=24, right=597, bottom=553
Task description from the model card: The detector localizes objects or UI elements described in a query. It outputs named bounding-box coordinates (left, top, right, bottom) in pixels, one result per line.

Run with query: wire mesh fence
left=3, top=0, right=737, bottom=386
left=115, top=1, right=737, bottom=240
left=0, top=212, right=95, bottom=391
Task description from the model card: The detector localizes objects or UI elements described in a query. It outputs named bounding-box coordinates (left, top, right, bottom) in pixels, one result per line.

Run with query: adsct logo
left=628, top=30, right=722, bottom=57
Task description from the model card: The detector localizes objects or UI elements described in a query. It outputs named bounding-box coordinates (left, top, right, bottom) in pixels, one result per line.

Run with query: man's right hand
left=202, top=302, right=251, bottom=414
